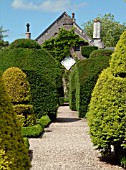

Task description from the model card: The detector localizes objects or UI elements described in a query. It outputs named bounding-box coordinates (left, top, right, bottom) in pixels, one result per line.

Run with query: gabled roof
left=36, top=12, right=94, bottom=46
left=36, top=12, right=69, bottom=41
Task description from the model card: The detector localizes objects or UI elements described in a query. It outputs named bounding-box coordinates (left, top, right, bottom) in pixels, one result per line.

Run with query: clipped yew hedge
left=0, top=75, right=30, bottom=169
left=81, top=46, right=98, bottom=58
left=0, top=40, right=62, bottom=121
left=89, top=49, right=113, bottom=59
left=69, top=55, right=110, bottom=117
left=87, top=31, right=126, bottom=168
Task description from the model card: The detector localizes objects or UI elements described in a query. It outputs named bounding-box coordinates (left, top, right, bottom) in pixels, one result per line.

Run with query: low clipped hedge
left=89, top=49, right=113, bottom=59
left=0, top=42, right=62, bottom=120
left=23, top=137, right=30, bottom=150
left=9, top=38, right=41, bottom=49
left=36, top=115, right=51, bottom=128
left=69, top=55, right=110, bottom=117
left=81, top=46, right=98, bottom=58
left=22, top=115, right=51, bottom=138
left=22, top=124, right=43, bottom=138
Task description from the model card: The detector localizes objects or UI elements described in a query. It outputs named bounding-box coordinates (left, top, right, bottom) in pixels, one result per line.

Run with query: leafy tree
left=42, top=28, right=87, bottom=62
left=83, top=13, right=126, bottom=47
left=0, top=26, right=9, bottom=49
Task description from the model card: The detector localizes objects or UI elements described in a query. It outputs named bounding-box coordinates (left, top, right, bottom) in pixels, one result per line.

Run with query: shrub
left=21, top=124, right=43, bottom=138
left=9, top=38, right=41, bottom=49
left=87, top=30, right=126, bottom=168
left=23, top=137, right=30, bottom=150
left=36, top=115, right=51, bottom=128
left=2, top=67, right=36, bottom=126
left=81, top=46, right=98, bottom=58
left=69, top=56, right=110, bottom=117
left=69, top=65, right=78, bottom=111
left=0, top=42, right=62, bottom=120
left=0, top=75, right=30, bottom=169
left=89, top=49, right=113, bottom=59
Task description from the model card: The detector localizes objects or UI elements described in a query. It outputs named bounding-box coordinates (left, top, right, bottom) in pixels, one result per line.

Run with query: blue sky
left=1, top=0, right=126, bottom=43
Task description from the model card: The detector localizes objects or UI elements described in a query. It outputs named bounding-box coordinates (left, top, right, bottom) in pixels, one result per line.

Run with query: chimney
left=72, top=13, right=76, bottom=22
left=93, top=19, right=101, bottom=39
left=25, top=23, right=31, bottom=39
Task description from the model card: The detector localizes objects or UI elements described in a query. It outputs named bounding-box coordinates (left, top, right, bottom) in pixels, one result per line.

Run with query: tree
left=0, top=26, right=9, bottom=49
left=42, top=28, right=87, bottom=62
left=83, top=13, right=126, bottom=47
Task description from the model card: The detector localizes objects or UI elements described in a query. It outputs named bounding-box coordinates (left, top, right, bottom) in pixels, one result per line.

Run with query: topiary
left=9, top=38, right=41, bottom=49
left=89, top=49, right=113, bottom=59
left=2, top=67, right=36, bottom=126
left=69, top=55, right=110, bottom=117
left=0, top=44, right=62, bottom=120
left=81, top=46, right=98, bottom=58
left=0, top=75, right=31, bottom=169
left=87, top=31, right=126, bottom=167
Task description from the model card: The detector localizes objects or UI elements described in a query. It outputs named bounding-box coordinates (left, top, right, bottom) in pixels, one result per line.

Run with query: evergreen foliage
left=87, top=30, right=126, bottom=168
left=0, top=43, right=62, bottom=120
left=42, top=28, right=87, bottom=62
left=89, top=49, right=113, bottom=59
left=81, top=46, right=98, bottom=58
left=9, top=38, right=41, bottom=49
left=0, top=75, right=30, bottom=169
left=2, top=67, right=36, bottom=126
left=69, top=56, right=110, bottom=117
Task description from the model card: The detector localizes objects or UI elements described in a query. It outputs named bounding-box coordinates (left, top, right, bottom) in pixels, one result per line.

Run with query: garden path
left=29, top=105, right=124, bottom=170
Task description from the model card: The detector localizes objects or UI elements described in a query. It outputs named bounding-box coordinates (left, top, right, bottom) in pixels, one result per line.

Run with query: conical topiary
left=2, top=67, right=36, bottom=127
left=0, top=75, right=31, bottom=169
left=87, top=31, right=126, bottom=166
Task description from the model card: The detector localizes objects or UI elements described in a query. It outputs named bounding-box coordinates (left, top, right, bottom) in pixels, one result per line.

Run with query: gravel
left=29, top=106, right=124, bottom=170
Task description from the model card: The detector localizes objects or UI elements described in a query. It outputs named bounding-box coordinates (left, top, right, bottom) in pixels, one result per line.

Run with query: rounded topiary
left=81, top=46, right=98, bottom=58
left=9, top=38, right=41, bottom=49
left=0, top=47, right=62, bottom=120
left=2, top=67, right=31, bottom=103
left=89, top=49, right=113, bottom=59
left=0, top=75, right=30, bottom=169
left=2, top=67, right=36, bottom=126
left=87, top=31, right=126, bottom=166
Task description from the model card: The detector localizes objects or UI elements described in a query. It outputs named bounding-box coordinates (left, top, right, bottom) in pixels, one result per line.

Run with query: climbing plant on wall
left=42, top=28, right=87, bottom=62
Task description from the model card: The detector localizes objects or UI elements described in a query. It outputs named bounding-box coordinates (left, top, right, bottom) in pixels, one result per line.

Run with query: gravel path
left=29, top=106, right=124, bottom=170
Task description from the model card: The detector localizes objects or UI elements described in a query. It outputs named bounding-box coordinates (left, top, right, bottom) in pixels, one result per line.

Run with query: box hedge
left=87, top=31, right=126, bottom=168
left=69, top=56, right=110, bottom=117
left=0, top=75, right=30, bottom=169
left=0, top=40, right=62, bottom=120
left=2, top=67, right=36, bottom=127
left=22, top=115, right=51, bottom=138
left=81, top=46, right=98, bottom=58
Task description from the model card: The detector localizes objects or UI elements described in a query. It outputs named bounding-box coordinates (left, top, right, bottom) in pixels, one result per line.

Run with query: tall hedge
left=69, top=55, right=110, bottom=117
left=2, top=67, right=36, bottom=126
left=0, top=40, right=62, bottom=120
left=0, top=75, right=30, bottom=169
left=87, top=31, right=126, bottom=167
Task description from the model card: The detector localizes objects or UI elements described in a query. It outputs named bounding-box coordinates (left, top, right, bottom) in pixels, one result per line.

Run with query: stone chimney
left=93, top=19, right=104, bottom=48
left=93, top=19, right=101, bottom=39
left=25, top=23, right=31, bottom=39
left=72, top=13, right=76, bottom=22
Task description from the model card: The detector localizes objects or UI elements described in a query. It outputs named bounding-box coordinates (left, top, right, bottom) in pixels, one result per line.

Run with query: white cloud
left=11, top=0, right=87, bottom=12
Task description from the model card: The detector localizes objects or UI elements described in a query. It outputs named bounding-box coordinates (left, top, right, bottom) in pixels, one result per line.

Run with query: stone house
left=35, top=12, right=97, bottom=60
